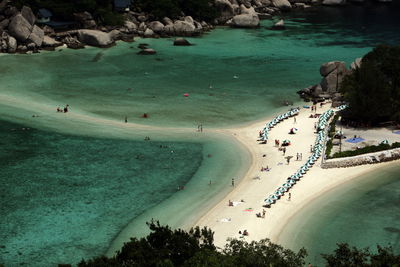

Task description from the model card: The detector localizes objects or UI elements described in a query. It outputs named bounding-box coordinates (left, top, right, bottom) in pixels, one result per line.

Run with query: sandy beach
left=2, top=91, right=399, bottom=258
left=196, top=103, right=400, bottom=248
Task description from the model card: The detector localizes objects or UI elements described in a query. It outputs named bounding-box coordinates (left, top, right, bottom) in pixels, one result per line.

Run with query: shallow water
left=279, top=164, right=400, bottom=266
left=1, top=2, right=400, bottom=266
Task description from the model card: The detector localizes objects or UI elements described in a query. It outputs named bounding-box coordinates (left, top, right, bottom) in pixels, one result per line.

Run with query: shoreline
left=2, top=91, right=399, bottom=256
left=276, top=160, right=400, bottom=253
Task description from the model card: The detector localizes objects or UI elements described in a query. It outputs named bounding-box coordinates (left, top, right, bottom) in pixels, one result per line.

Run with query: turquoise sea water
left=279, top=164, right=400, bottom=266
left=1, top=3, right=400, bottom=266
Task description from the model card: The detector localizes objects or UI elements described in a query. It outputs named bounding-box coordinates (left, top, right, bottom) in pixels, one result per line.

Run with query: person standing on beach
left=288, top=192, right=291, bottom=201
left=232, top=178, right=235, bottom=187
left=283, top=147, right=286, bottom=155
left=310, top=145, right=313, bottom=152
left=293, top=116, right=296, bottom=124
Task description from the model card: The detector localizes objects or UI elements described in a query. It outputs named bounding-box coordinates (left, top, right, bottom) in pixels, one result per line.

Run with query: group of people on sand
left=238, top=229, right=249, bottom=236
left=260, top=166, right=270, bottom=172
left=56, top=105, right=69, bottom=113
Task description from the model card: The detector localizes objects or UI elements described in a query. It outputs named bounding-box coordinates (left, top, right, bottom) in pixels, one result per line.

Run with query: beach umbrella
left=270, top=194, right=279, bottom=201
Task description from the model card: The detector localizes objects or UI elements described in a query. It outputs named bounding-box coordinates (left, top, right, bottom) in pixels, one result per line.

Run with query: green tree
left=78, top=220, right=307, bottom=267
left=340, top=45, right=400, bottom=125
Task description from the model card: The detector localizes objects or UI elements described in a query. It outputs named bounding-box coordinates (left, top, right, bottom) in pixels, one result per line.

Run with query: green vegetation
left=322, top=243, right=400, bottom=266
left=78, top=220, right=307, bottom=267
left=340, top=45, right=400, bottom=125
left=13, top=0, right=219, bottom=25
left=76, top=221, right=400, bottom=266
left=13, top=0, right=124, bottom=25
left=331, top=142, right=400, bottom=158
left=325, top=114, right=339, bottom=157
left=134, top=0, right=219, bottom=21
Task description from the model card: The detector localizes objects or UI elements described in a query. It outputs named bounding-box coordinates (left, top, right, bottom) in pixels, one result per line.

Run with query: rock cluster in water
left=298, top=58, right=362, bottom=106
left=0, top=0, right=392, bottom=54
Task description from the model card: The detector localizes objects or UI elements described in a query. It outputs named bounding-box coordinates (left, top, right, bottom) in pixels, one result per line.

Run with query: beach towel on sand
left=346, top=137, right=365, bottom=143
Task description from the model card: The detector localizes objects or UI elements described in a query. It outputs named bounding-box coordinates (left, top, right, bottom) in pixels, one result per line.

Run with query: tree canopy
left=78, top=220, right=307, bottom=267
left=340, top=45, right=400, bottom=125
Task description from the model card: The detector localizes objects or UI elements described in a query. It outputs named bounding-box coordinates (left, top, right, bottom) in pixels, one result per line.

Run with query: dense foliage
left=76, top=221, right=400, bottom=266
left=13, top=0, right=219, bottom=25
left=340, top=45, right=400, bottom=125
left=325, top=114, right=339, bottom=157
left=322, top=243, right=400, bottom=266
left=78, top=220, right=307, bottom=267
left=331, top=142, right=400, bottom=158
left=134, top=0, right=219, bottom=21
left=13, top=0, right=123, bottom=25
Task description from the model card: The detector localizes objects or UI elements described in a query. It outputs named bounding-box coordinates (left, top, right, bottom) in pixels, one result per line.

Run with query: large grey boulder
left=230, top=14, right=259, bottom=27
left=0, top=18, right=9, bottom=30
left=28, top=25, right=44, bottom=47
left=42, top=36, right=62, bottom=47
left=320, top=61, right=338, bottom=76
left=143, top=28, right=154, bottom=37
left=78, top=30, right=114, bottom=47
left=320, top=62, right=348, bottom=93
left=215, top=0, right=235, bottom=21
left=272, top=0, right=292, bottom=10
left=172, top=20, right=196, bottom=36
left=322, top=0, right=346, bottom=5
left=21, top=6, right=35, bottom=25
left=228, top=5, right=259, bottom=27
left=124, top=20, right=137, bottom=32
left=8, top=13, right=32, bottom=42
left=148, top=21, right=164, bottom=33
left=162, top=17, right=173, bottom=25
left=319, top=61, right=346, bottom=76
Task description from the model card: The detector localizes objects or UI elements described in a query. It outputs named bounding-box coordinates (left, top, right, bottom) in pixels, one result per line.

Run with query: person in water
left=64, top=104, right=69, bottom=113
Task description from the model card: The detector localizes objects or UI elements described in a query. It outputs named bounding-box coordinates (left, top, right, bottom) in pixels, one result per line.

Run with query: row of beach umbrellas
left=260, top=108, right=300, bottom=142
left=264, top=106, right=344, bottom=206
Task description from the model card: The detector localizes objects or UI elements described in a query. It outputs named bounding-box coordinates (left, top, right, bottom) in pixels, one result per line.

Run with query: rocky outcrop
left=165, top=20, right=198, bottom=36
left=143, top=28, right=154, bottom=37
left=215, top=0, right=236, bottom=22
left=63, top=36, right=84, bottom=49
left=21, top=5, right=35, bottom=25
left=7, top=35, right=17, bottom=52
left=148, top=21, right=164, bottom=33
left=42, top=36, right=61, bottom=47
left=229, top=5, right=260, bottom=28
left=28, top=25, right=44, bottom=47
left=322, top=148, right=400, bottom=168
left=272, top=0, right=292, bottom=10
left=77, top=29, right=114, bottom=47
left=8, top=13, right=32, bottom=42
left=298, top=61, right=350, bottom=100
